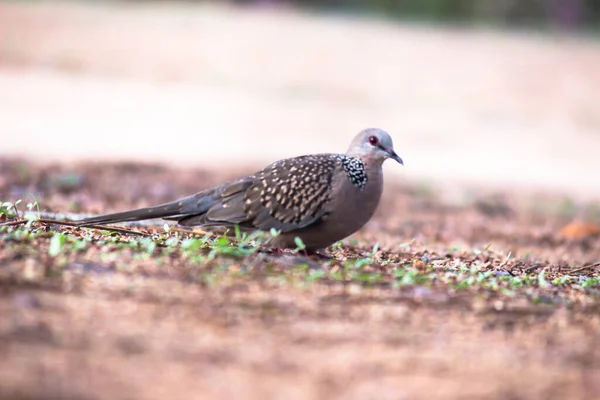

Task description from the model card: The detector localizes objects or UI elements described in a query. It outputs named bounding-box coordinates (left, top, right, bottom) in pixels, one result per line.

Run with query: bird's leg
left=270, top=247, right=285, bottom=257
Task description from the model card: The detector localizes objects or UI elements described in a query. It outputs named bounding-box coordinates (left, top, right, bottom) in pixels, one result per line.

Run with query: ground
left=1, top=1, right=600, bottom=399
left=1, top=159, right=600, bottom=400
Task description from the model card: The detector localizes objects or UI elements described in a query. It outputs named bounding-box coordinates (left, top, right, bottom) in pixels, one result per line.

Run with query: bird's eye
left=368, top=136, right=379, bottom=146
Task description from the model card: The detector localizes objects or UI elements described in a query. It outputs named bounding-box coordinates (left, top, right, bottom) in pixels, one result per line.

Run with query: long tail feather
left=75, top=190, right=220, bottom=226
left=76, top=200, right=187, bottom=226
left=76, top=179, right=248, bottom=227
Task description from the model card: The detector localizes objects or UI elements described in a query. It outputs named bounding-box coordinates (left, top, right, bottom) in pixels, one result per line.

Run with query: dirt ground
left=1, top=1, right=600, bottom=399
left=1, top=159, right=600, bottom=400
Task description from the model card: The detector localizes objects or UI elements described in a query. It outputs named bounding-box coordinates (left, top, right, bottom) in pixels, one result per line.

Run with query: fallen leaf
left=561, top=221, right=600, bottom=239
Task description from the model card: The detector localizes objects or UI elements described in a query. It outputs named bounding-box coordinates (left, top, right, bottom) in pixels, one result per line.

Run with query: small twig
left=498, top=251, right=512, bottom=269
left=0, top=219, right=28, bottom=228
left=12, top=203, right=20, bottom=220
left=524, top=263, right=545, bottom=274
left=0, top=218, right=152, bottom=237
left=74, top=222, right=153, bottom=237
left=570, top=261, right=600, bottom=274
left=170, top=227, right=210, bottom=235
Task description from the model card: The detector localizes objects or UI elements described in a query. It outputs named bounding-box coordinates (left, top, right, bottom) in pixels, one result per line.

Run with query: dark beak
left=384, top=147, right=403, bottom=165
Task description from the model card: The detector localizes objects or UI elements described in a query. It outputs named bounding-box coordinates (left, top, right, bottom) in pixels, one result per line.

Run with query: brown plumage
left=77, top=128, right=403, bottom=251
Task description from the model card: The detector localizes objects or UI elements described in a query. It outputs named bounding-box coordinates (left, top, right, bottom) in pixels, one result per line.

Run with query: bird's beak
left=385, top=148, right=403, bottom=165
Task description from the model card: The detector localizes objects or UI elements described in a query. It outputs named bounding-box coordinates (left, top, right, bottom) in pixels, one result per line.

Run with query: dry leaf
left=561, top=221, right=600, bottom=239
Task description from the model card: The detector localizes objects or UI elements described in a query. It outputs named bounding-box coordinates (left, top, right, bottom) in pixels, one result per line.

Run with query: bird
left=77, top=128, right=403, bottom=251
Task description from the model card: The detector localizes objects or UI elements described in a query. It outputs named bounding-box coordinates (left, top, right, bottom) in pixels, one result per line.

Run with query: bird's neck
left=338, top=154, right=383, bottom=190
left=345, top=153, right=385, bottom=170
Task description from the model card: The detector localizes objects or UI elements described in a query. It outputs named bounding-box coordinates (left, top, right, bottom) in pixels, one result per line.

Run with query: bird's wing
left=175, top=177, right=253, bottom=227
left=79, top=154, right=341, bottom=234
left=228, top=154, right=339, bottom=233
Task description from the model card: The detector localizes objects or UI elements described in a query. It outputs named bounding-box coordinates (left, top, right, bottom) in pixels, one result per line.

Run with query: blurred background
left=1, top=0, right=600, bottom=197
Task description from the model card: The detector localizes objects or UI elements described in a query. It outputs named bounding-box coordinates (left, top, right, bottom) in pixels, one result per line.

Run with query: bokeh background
left=2, top=3, right=600, bottom=400
left=1, top=0, right=600, bottom=197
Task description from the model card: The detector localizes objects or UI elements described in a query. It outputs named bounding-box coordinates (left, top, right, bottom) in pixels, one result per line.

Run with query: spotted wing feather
left=175, top=178, right=253, bottom=226
left=241, top=154, right=340, bottom=232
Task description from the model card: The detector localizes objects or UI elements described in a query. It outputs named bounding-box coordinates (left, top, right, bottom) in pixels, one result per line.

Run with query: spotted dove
left=77, top=128, right=403, bottom=251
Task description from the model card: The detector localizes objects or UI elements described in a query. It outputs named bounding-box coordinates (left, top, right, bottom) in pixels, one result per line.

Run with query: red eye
left=368, top=135, right=379, bottom=146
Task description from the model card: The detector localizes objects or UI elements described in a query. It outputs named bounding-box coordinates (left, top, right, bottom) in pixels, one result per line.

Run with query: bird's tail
left=76, top=193, right=212, bottom=226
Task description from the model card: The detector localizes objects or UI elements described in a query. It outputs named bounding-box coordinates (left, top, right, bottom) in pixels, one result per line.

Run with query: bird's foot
left=269, top=247, right=286, bottom=257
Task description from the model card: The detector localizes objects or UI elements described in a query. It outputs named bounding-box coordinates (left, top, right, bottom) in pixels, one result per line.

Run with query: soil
left=1, top=159, right=600, bottom=400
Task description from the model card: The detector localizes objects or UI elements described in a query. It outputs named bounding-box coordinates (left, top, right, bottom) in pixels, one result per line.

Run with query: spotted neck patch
left=336, top=155, right=367, bottom=190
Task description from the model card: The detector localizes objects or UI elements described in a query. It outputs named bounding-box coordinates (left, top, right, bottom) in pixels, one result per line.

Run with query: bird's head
left=346, top=128, right=403, bottom=166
